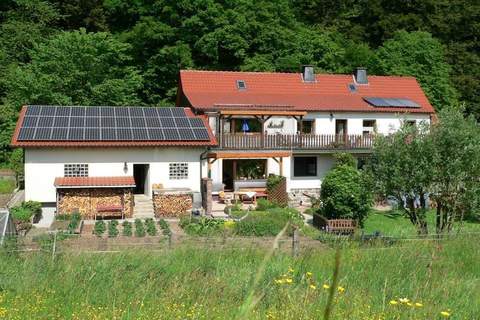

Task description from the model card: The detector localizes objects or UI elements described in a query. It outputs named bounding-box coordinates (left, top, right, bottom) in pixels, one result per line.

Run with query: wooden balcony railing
left=218, top=133, right=375, bottom=150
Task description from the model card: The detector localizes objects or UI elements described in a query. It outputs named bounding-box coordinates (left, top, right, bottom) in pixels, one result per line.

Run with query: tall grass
left=0, top=236, right=478, bottom=319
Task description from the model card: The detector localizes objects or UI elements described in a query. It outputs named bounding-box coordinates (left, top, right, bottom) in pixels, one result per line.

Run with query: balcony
left=217, top=133, right=375, bottom=151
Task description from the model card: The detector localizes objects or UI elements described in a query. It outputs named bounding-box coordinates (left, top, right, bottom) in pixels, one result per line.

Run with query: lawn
left=0, top=179, right=15, bottom=194
left=0, top=236, right=478, bottom=319
left=363, top=209, right=480, bottom=237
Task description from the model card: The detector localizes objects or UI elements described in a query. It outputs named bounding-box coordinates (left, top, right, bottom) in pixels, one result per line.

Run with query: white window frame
left=169, top=163, right=189, bottom=180
left=64, top=164, right=89, bottom=177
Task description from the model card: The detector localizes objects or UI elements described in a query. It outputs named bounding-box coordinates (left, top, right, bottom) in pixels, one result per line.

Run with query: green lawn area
left=0, top=236, right=478, bottom=319
left=0, top=179, right=15, bottom=194
left=363, top=210, right=480, bottom=237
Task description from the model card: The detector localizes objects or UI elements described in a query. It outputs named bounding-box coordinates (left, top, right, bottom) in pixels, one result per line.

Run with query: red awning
left=54, top=176, right=136, bottom=188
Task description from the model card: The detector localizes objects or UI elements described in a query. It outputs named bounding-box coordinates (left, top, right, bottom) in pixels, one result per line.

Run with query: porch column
left=219, top=115, right=224, bottom=148
left=279, top=157, right=284, bottom=176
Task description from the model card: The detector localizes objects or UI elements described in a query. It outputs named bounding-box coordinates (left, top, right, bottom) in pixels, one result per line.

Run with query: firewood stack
left=153, top=193, right=192, bottom=217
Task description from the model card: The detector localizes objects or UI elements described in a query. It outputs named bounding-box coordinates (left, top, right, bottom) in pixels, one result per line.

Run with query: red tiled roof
left=54, top=176, right=136, bottom=188
left=11, top=107, right=217, bottom=148
left=179, top=70, right=435, bottom=114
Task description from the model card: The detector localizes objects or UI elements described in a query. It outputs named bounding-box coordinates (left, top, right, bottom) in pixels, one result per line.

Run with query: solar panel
left=35, top=128, right=52, bottom=139
left=131, top=117, right=146, bottom=127
left=175, top=118, right=191, bottom=128
left=163, top=128, right=180, bottom=140
left=54, top=117, right=69, bottom=127
left=171, top=108, right=186, bottom=117
left=17, top=106, right=211, bottom=142
left=178, top=128, right=196, bottom=140
left=23, top=117, right=39, bottom=127
left=157, top=108, right=173, bottom=117
left=193, top=128, right=210, bottom=140
left=86, top=117, right=100, bottom=127
left=132, top=128, right=149, bottom=140
left=70, top=117, right=84, bottom=127
left=85, top=128, right=100, bottom=140
left=86, top=107, right=100, bottom=117
left=19, top=128, right=36, bottom=140
left=160, top=118, right=175, bottom=127
left=117, top=128, right=133, bottom=140
left=363, top=97, right=420, bottom=108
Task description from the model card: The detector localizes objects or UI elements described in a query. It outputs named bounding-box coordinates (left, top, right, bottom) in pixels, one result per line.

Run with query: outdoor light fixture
left=329, top=112, right=334, bottom=120
left=123, top=162, right=128, bottom=173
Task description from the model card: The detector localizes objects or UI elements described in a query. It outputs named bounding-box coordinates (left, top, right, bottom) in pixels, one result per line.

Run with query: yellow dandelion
left=306, top=272, right=313, bottom=277
left=285, top=278, right=293, bottom=284
left=415, top=302, right=423, bottom=307
left=322, top=284, right=330, bottom=289
left=288, top=267, right=294, bottom=273
left=337, top=286, right=345, bottom=293
left=406, top=302, right=413, bottom=307
left=309, top=284, right=316, bottom=290
left=440, top=311, right=451, bottom=317
left=389, top=300, right=398, bottom=305
left=274, top=279, right=285, bottom=284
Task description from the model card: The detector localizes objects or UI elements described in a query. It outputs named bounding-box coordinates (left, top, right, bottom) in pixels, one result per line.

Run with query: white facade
left=208, top=112, right=431, bottom=192
left=25, top=147, right=204, bottom=203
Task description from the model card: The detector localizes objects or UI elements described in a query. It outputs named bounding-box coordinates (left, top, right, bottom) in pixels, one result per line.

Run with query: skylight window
left=236, top=80, right=247, bottom=90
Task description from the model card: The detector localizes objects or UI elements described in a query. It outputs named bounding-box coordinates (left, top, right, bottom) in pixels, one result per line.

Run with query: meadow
left=0, top=235, right=478, bottom=319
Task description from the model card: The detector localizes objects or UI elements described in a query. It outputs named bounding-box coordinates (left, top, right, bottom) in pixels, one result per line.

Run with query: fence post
left=51, top=231, right=57, bottom=262
left=168, top=233, right=172, bottom=249
left=292, top=227, right=299, bottom=257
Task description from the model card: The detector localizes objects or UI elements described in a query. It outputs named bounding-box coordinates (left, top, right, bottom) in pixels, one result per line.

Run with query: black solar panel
left=364, top=97, right=420, bottom=108
left=17, top=106, right=211, bottom=142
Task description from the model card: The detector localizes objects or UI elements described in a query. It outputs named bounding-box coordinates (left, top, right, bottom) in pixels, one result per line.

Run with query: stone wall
left=153, top=193, right=192, bottom=217
left=288, top=188, right=321, bottom=207
left=57, top=188, right=133, bottom=219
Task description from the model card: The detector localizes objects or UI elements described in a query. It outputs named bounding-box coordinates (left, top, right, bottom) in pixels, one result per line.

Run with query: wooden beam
left=207, top=151, right=291, bottom=159
left=220, top=110, right=307, bottom=116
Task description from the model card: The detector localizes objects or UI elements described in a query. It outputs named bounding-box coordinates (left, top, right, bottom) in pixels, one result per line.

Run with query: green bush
left=234, top=208, right=303, bottom=236
left=266, top=174, right=284, bottom=192
left=108, top=220, right=119, bottom=237
left=158, top=219, right=171, bottom=236
left=320, top=164, right=372, bottom=226
left=122, top=221, right=132, bottom=236
left=67, top=212, right=81, bottom=233
left=145, top=218, right=157, bottom=236
left=93, top=221, right=106, bottom=237
left=180, top=217, right=225, bottom=236
left=10, top=201, right=42, bottom=222
left=0, top=179, right=15, bottom=194
left=256, top=198, right=278, bottom=211
left=333, top=152, right=357, bottom=168
left=134, top=219, right=146, bottom=237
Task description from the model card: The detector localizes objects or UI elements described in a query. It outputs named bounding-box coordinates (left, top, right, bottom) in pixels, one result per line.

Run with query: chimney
left=354, top=67, right=368, bottom=84
left=302, top=65, right=315, bottom=82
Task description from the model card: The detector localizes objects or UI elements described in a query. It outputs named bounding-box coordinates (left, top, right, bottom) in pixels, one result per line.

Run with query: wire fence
left=2, top=229, right=479, bottom=259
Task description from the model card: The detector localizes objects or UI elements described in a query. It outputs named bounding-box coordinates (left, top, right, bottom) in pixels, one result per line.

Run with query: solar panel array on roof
left=17, top=106, right=210, bottom=142
left=363, top=97, right=420, bottom=108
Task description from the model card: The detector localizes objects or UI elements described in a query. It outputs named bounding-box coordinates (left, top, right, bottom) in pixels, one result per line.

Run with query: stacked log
left=153, top=193, right=192, bottom=217
left=57, top=188, right=134, bottom=219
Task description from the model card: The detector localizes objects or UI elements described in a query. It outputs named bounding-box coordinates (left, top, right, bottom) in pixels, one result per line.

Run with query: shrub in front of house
left=234, top=207, right=303, bottom=237
left=319, top=162, right=372, bottom=226
left=180, top=217, right=225, bottom=236
left=108, top=220, right=119, bottom=237
left=94, top=221, right=106, bottom=237
left=122, top=221, right=132, bottom=236
left=134, top=219, right=146, bottom=237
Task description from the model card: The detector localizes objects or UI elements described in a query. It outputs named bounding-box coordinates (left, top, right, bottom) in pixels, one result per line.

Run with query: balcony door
left=335, top=119, right=347, bottom=135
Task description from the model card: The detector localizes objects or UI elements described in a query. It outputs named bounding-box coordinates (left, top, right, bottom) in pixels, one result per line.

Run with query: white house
left=12, top=67, right=435, bottom=218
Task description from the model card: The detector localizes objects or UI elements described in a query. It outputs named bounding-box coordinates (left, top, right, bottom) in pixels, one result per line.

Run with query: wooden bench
left=326, top=219, right=357, bottom=234
left=236, top=188, right=268, bottom=203
left=95, top=204, right=123, bottom=219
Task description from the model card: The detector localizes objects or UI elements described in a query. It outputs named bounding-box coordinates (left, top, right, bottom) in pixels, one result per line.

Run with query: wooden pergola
left=206, top=151, right=291, bottom=178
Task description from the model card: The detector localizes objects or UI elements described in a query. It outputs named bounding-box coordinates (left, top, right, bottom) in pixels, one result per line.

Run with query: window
left=405, top=120, right=416, bottom=127
left=169, top=163, right=188, bottom=179
left=236, top=80, right=246, bottom=90
left=362, top=120, right=376, bottom=135
left=64, top=164, right=88, bottom=177
left=299, top=120, right=314, bottom=134
left=293, top=157, right=317, bottom=177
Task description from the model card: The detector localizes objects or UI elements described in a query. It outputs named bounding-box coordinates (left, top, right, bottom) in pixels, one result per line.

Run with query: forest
left=0, top=0, right=478, bottom=167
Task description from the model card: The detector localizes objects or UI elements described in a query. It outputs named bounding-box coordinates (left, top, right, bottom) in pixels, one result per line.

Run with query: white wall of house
left=24, top=147, right=204, bottom=203
left=285, top=154, right=335, bottom=191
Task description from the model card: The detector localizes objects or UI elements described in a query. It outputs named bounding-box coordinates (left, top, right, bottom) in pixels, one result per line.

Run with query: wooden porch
left=218, top=133, right=375, bottom=150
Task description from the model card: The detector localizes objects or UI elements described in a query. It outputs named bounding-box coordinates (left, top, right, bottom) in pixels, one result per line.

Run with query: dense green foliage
left=369, top=106, right=480, bottom=234
left=9, top=200, right=41, bottom=222
left=0, top=178, right=15, bottom=194
left=0, top=0, right=478, bottom=166
left=1, top=237, right=479, bottom=318
left=320, top=162, right=372, bottom=226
